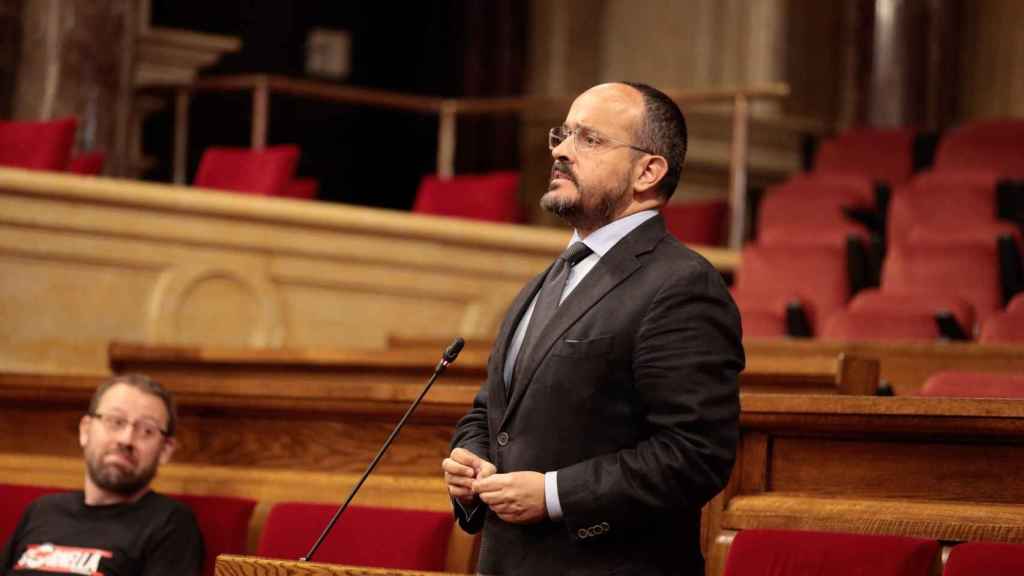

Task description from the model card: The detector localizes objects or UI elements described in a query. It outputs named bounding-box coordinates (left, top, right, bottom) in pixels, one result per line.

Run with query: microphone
left=302, top=336, right=466, bottom=562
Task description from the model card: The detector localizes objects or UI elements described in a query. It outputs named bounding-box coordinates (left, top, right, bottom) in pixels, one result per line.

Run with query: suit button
left=577, top=528, right=588, bottom=539
left=496, top=432, right=510, bottom=446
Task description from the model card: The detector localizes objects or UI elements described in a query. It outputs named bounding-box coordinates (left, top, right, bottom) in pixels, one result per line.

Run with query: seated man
left=1, top=374, right=203, bottom=576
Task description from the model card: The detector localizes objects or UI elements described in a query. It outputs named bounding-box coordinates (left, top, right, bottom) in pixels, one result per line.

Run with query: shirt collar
left=569, top=210, right=658, bottom=257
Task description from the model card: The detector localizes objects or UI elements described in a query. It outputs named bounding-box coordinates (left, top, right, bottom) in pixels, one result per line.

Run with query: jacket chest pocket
left=551, top=335, right=614, bottom=358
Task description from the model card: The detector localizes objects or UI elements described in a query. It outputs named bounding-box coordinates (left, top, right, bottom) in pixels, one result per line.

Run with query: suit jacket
left=451, top=215, right=744, bottom=575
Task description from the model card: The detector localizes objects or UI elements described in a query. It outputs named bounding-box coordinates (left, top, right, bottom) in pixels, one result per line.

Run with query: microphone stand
left=302, top=337, right=465, bottom=562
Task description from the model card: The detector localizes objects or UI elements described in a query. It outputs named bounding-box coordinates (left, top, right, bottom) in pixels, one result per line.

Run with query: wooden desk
left=745, top=339, right=1024, bottom=395
left=704, top=394, right=1024, bottom=575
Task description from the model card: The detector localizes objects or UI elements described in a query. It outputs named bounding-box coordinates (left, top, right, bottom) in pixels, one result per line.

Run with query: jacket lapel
left=488, top=268, right=550, bottom=414
left=500, top=215, right=668, bottom=427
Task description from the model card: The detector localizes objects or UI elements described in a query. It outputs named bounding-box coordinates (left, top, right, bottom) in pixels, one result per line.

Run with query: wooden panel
left=705, top=393, right=1024, bottom=575
left=216, top=555, right=458, bottom=576
left=0, top=167, right=737, bottom=375
left=745, top=339, right=1024, bottom=396
left=770, top=437, right=1024, bottom=502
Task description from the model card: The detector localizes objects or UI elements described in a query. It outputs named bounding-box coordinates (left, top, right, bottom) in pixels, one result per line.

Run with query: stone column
left=11, top=0, right=135, bottom=174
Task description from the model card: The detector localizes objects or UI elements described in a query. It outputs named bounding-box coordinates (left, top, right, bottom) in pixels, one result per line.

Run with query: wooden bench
left=391, top=334, right=1024, bottom=396
left=704, top=394, right=1024, bottom=576
left=745, top=339, right=1024, bottom=395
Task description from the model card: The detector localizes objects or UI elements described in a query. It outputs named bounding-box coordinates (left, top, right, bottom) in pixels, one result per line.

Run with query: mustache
left=550, top=161, right=577, bottom=185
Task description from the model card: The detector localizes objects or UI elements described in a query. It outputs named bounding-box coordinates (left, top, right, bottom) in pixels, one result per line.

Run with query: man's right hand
left=443, top=447, right=496, bottom=506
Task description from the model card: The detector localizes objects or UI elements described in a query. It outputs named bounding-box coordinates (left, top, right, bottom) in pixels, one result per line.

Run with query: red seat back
left=194, top=146, right=300, bottom=196
left=257, top=503, right=453, bottom=571
left=735, top=245, right=850, bottom=335
left=934, top=119, right=1024, bottom=178
left=814, top=127, right=916, bottom=186
left=887, top=171, right=1001, bottom=248
left=882, top=244, right=1002, bottom=322
left=413, top=172, right=522, bottom=223
left=0, top=483, right=63, bottom=545
left=758, top=175, right=874, bottom=237
left=281, top=178, right=319, bottom=200
left=661, top=199, right=728, bottom=246
left=170, top=493, right=257, bottom=576
left=944, top=541, right=1024, bottom=575
left=0, top=117, right=77, bottom=171
left=722, top=529, right=939, bottom=576
left=919, top=371, right=1024, bottom=399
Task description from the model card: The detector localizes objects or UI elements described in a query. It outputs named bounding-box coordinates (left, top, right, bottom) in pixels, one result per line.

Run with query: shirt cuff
left=544, top=470, right=563, bottom=521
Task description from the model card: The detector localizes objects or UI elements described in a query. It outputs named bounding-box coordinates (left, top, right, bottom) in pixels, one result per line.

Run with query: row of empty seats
left=723, top=529, right=1024, bottom=576
left=737, top=119, right=1024, bottom=342
left=0, top=483, right=459, bottom=575
left=0, top=117, right=105, bottom=175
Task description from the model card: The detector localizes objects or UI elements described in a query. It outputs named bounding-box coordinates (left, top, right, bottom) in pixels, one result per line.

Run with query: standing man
left=442, top=82, right=744, bottom=575
left=2, top=374, right=204, bottom=576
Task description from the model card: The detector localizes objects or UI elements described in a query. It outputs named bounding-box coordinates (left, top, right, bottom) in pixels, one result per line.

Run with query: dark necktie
left=510, top=241, right=593, bottom=390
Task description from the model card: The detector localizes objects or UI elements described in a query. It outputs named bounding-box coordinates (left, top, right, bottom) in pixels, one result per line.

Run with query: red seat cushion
left=882, top=244, right=1002, bottom=323
left=723, top=529, right=939, bottom=576
left=413, top=172, right=522, bottom=223
left=822, top=309, right=940, bottom=342
left=194, top=145, right=300, bottom=196
left=0, top=117, right=77, bottom=171
left=0, top=483, right=63, bottom=545
left=849, top=290, right=976, bottom=337
left=661, top=199, right=728, bottom=246
left=281, top=178, right=319, bottom=199
left=934, top=119, right=1024, bottom=178
left=257, top=503, right=453, bottom=571
left=919, top=371, right=1024, bottom=399
left=980, top=312, right=1024, bottom=343
left=944, top=541, right=1024, bottom=575
left=170, top=493, right=257, bottom=576
left=68, top=151, right=107, bottom=175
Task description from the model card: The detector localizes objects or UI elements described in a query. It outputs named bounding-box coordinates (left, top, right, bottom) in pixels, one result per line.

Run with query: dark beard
left=86, top=453, right=158, bottom=496
left=542, top=167, right=631, bottom=231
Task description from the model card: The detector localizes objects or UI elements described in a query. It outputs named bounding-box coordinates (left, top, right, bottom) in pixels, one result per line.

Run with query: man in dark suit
left=442, top=82, right=744, bottom=575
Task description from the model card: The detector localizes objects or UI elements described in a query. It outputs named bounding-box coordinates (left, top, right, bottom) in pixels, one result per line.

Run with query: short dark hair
left=88, top=374, right=178, bottom=437
left=621, top=81, right=688, bottom=200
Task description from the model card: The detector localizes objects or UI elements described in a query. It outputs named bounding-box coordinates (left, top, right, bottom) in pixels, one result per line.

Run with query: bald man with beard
left=442, top=82, right=744, bottom=575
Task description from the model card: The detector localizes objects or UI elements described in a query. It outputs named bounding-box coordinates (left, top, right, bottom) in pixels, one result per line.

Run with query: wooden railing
left=176, top=75, right=792, bottom=248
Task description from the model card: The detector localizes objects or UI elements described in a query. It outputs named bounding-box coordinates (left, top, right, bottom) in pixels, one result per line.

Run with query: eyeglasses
left=89, top=412, right=168, bottom=441
left=549, top=125, right=654, bottom=155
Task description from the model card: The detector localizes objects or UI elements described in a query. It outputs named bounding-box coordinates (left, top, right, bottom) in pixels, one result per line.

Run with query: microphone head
left=443, top=337, right=465, bottom=364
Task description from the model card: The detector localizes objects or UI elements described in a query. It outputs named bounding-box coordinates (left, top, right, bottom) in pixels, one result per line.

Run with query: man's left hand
left=473, top=471, right=546, bottom=524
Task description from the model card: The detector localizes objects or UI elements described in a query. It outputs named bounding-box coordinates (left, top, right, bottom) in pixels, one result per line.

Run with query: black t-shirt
left=0, top=491, right=203, bottom=576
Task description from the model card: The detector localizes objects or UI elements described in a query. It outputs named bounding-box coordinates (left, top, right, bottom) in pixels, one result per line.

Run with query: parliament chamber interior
left=1, top=1, right=1023, bottom=575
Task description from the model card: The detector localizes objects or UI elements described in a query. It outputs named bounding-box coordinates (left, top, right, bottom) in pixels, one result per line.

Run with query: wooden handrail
left=175, top=74, right=793, bottom=244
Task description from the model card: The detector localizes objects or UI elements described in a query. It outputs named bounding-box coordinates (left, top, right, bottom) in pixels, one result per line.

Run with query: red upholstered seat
left=722, top=529, right=939, bottom=576
left=918, top=371, right=1024, bottom=399
left=413, top=171, right=522, bottom=223
left=281, top=177, right=319, bottom=200
left=848, top=290, right=976, bottom=338
left=68, top=151, right=107, bottom=175
left=661, top=199, right=728, bottom=246
left=882, top=244, right=1002, bottom=325
left=0, top=483, right=63, bottom=545
left=1008, top=292, right=1024, bottom=315
left=933, top=119, right=1024, bottom=178
left=257, top=503, right=453, bottom=571
left=731, top=288, right=792, bottom=339
left=194, top=145, right=300, bottom=196
left=822, top=309, right=940, bottom=342
left=169, top=493, right=257, bottom=576
left=944, top=541, right=1024, bottom=575
left=887, top=171, right=1001, bottom=248
left=814, top=127, right=917, bottom=186
left=979, top=312, right=1024, bottom=343
left=0, top=117, right=77, bottom=171
left=759, top=221, right=870, bottom=249
left=758, top=174, right=874, bottom=239
left=733, top=244, right=850, bottom=336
